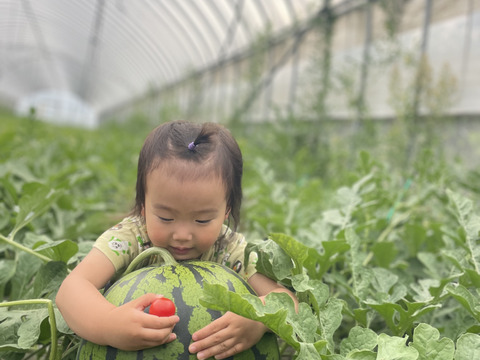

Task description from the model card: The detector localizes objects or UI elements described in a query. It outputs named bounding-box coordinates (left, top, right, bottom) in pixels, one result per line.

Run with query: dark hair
left=133, top=120, right=243, bottom=231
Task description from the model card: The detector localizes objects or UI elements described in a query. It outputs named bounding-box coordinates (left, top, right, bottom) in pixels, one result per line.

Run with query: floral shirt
left=93, top=216, right=258, bottom=281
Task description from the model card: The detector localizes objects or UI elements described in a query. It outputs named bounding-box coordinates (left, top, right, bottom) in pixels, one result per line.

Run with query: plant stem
left=61, top=341, right=80, bottom=359
left=0, top=232, right=52, bottom=263
left=122, top=247, right=178, bottom=277
left=0, top=299, right=58, bottom=360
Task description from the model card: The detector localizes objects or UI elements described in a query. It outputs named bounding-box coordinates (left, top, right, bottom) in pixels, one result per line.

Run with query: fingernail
left=197, top=352, right=205, bottom=360
left=189, top=344, right=196, bottom=353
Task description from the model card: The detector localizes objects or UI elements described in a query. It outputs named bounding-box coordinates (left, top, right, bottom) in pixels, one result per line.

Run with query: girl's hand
left=188, top=311, right=268, bottom=359
left=101, top=293, right=179, bottom=351
left=56, top=249, right=180, bottom=351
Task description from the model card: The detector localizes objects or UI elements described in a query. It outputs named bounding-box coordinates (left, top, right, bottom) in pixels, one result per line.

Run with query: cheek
left=198, top=227, right=222, bottom=249
left=144, top=219, right=167, bottom=246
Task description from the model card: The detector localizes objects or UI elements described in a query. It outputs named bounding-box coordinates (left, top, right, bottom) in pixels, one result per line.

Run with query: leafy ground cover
left=1, top=110, right=480, bottom=359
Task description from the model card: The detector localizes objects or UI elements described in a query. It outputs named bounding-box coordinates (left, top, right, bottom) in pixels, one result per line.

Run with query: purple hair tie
left=188, top=142, right=196, bottom=151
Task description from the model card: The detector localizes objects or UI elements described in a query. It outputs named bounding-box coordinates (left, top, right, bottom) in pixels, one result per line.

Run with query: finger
left=144, top=314, right=180, bottom=329
left=191, top=313, right=229, bottom=341
left=134, top=334, right=177, bottom=350
left=141, top=328, right=177, bottom=344
left=129, top=293, right=164, bottom=311
left=210, top=343, right=244, bottom=360
left=196, top=339, right=245, bottom=360
left=189, top=326, right=230, bottom=355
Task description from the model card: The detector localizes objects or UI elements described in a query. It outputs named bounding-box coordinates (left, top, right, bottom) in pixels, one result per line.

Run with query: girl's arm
left=55, top=248, right=179, bottom=350
left=188, top=273, right=298, bottom=360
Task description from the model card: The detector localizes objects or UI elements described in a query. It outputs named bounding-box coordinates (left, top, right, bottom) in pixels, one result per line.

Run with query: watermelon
left=76, top=259, right=280, bottom=360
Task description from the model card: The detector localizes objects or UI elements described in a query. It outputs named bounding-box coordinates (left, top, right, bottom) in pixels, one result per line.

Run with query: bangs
left=153, top=158, right=225, bottom=187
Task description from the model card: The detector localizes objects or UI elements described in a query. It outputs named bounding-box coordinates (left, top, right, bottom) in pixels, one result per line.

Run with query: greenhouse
left=1, top=1, right=480, bottom=359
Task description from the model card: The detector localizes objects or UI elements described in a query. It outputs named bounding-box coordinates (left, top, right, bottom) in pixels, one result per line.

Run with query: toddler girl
left=56, top=120, right=297, bottom=360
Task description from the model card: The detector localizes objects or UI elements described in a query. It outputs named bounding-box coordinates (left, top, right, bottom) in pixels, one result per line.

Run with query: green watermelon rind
left=76, top=260, right=279, bottom=360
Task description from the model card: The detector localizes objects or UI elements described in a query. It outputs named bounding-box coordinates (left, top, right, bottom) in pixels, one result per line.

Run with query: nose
left=172, top=222, right=192, bottom=242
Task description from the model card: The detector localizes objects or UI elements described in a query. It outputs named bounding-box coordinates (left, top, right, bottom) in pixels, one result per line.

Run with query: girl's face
left=142, top=165, right=229, bottom=260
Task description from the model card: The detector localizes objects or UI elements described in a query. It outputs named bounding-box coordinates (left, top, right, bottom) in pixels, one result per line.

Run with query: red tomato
left=149, top=297, right=176, bottom=317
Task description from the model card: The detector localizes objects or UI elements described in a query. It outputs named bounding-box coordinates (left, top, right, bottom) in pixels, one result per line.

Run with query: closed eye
left=158, top=217, right=173, bottom=222
left=196, top=219, right=212, bottom=224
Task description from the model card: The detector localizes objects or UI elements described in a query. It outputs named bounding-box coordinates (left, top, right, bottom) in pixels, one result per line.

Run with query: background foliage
left=1, top=105, right=480, bottom=359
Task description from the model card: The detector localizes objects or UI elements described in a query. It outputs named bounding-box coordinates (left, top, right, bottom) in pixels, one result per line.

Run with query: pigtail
left=187, top=123, right=217, bottom=152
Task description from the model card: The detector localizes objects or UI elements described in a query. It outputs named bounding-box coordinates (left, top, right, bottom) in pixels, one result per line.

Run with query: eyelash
left=157, top=217, right=211, bottom=224
left=196, top=219, right=211, bottom=224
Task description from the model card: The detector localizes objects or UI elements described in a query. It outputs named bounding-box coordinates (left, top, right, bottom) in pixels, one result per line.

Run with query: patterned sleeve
left=212, top=228, right=258, bottom=281
left=92, top=217, right=146, bottom=273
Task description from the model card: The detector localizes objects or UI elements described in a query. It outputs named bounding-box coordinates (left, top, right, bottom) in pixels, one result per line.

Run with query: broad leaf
left=32, top=261, right=68, bottom=299
left=200, top=283, right=318, bottom=351
left=376, top=334, right=419, bottom=360
left=318, top=298, right=344, bottom=353
left=409, top=323, right=454, bottom=360
left=454, top=333, right=480, bottom=360
left=340, top=326, right=377, bottom=357
left=33, top=238, right=79, bottom=263
left=245, top=238, right=293, bottom=282
left=9, top=182, right=62, bottom=239
left=445, top=283, right=480, bottom=321
left=446, top=189, right=480, bottom=274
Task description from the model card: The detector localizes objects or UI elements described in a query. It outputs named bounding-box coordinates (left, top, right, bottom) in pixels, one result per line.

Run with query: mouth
left=169, top=246, right=191, bottom=256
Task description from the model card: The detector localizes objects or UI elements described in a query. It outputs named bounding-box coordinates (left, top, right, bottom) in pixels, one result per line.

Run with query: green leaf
left=345, top=350, right=376, bottom=360
left=0, top=307, right=24, bottom=350
left=318, top=298, right=344, bottom=353
left=454, top=333, right=480, bottom=360
left=8, top=252, right=43, bottom=300
left=410, top=279, right=440, bottom=302
left=340, top=326, right=377, bottom=357
left=446, top=189, right=480, bottom=274
left=0, top=173, right=20, bottom=205
left=245, top=238, right=293, bottom=282
left=370, top=267, right=400, bottom=296
left=365, top=299, right=439, bottom=336
left=291, top=275, right=329, bottom=313
left=0, top=259, right=16, bottom=289
left=409, top=323, right=454, bottom=360
left=200, top=283, right=317, bottom=351
left=0, top=202, right=10, bottom=231
left=313, top=240, right=350, bottom=279
left=331, top=185, right=362, bottom=229
left=372, top=242, right=397, bottom=268
left=445, top=283, right=480, bottom=321
left=32, top=261, right=68, bottom=299
left=297, top=343, right=322, bottom=360
left=9, top=182, right=62, bottom=239
left=376, top=333, right=419, bottom=360
left=33, top=238, right=79, bottom=263
left=463, top=268, right=480, bottom=287
left=345, top=228, right=372, bottom=302
left=17, top=309, right=48, bottom=348
left=55, top=307, right=74, bottom=335
left=269, top=233, right=323, bottom=276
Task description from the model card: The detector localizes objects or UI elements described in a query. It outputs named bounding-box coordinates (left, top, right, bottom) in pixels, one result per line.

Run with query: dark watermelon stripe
left=170, top=265, right=192, bottom=359
left=105, top=345, right=117, bottom=360
left=122, top=268, right=149, bottom=303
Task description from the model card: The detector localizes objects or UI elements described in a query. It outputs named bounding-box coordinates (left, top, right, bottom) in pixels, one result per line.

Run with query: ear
left=141, top=205, right=145, bottom=217
left=225, top=207, right=231, bottom=220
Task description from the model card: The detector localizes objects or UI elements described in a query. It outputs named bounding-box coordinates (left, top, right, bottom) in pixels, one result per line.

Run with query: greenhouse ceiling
left=1, top=1, right=478, bottom=127
left=0, top=0, right=334, bottom=126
